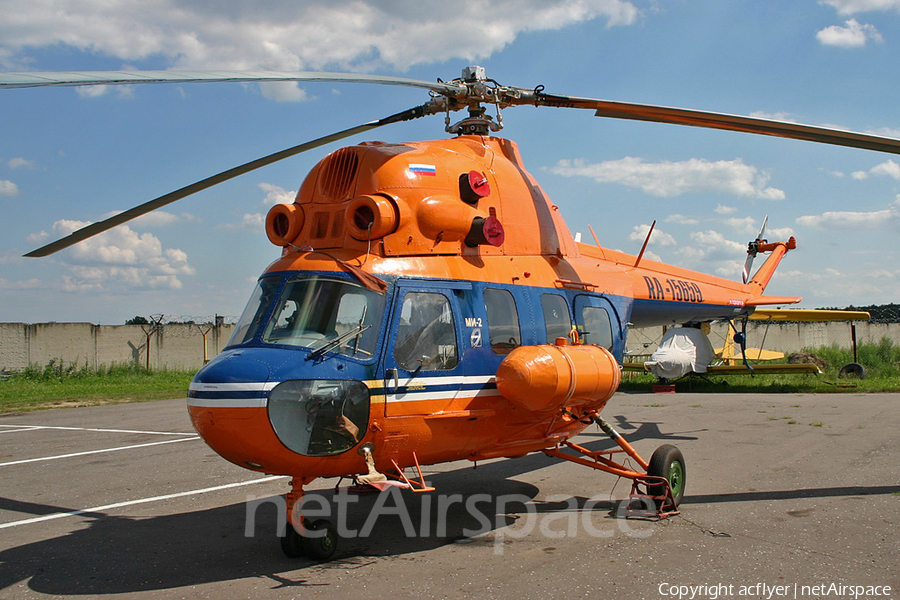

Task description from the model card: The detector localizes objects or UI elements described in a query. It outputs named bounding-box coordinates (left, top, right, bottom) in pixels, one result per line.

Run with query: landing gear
left=301, top=519, right=338, bottom=561
left=280, top=523, right=304, bottom=558
left=280, top=479, right=339, bottom=561
left=542, top=415, right=686, bottom=518
left=647, top=443, right=686, bottom=507
left=280, top=519, right=338, bottom=561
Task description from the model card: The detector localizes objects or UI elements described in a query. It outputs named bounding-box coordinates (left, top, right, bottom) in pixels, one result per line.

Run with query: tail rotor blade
left=742, top=254, right=754, bottom=285
left=756, top=214, right=769, bottom=242
left=742, top=215, right=770, bottom=284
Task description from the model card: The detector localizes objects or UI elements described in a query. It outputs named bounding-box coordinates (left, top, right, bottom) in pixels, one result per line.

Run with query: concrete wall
left=2, top=320, right=898, bottom=372
left=625, top=321, right=900, bottom=358
left=0, top=323, right=234, bottom=372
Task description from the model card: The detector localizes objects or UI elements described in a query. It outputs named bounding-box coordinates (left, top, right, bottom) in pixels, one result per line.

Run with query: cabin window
left=268, top=379, right=369, bottom=456
left=394, top=292, right=458, bottom=371
left=253, top=275, right=384, bottom=358
left=541, top=294, right=572, bottom=343
left=484, top=288, right=520, bottom=354
left=580, top=306, right=613, bottom=350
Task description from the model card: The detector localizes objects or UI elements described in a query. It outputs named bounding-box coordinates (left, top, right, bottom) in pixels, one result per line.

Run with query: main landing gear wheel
left=647, top=444, right=686, bottom=508
left=301, top=519, right=338, bottom=561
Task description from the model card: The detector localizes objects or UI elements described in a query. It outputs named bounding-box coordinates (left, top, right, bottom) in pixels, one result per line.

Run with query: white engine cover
left=645, top=327, right=715, bottom=379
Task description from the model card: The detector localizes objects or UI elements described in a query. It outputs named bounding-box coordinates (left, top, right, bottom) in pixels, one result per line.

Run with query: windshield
left=228, top=276, right=282, bottom=347
left=258, top=274, right=385, bottom=359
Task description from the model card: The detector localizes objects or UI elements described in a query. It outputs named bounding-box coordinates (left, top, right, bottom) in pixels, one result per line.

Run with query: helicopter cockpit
left=228, top=273, right=385, bottom=359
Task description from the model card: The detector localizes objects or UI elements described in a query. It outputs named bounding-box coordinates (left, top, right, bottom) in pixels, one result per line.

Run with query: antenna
left=634, top=220, right=656, bottom=268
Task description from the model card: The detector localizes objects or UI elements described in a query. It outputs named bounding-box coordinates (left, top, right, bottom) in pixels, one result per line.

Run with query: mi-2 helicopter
left=5, top=65, right=900, bottom=560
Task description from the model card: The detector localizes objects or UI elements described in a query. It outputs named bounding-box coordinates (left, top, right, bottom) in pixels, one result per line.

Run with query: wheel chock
left=624, top=474, right=680, bottom=520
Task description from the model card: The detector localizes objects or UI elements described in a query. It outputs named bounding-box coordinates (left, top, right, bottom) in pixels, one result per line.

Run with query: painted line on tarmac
left=0, top=426, right=42, bottom=434
left=0, top=475, right=289, bottom=530
left=0, top=436, right=200, bottom=467
left=0, top=424, right=197, bottom=436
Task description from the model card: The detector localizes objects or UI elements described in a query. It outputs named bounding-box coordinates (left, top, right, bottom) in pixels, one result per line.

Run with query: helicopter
left=4, top=65, right=900, bottom=561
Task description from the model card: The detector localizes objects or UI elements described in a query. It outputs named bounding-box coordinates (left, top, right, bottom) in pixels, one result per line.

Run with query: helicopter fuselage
left=187, top=134, right=792, bottom=483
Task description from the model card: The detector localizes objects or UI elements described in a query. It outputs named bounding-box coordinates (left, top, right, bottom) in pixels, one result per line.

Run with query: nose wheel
left=280, top=480, right=339, bottom=561
left=281, top=518, right=338, bottom=561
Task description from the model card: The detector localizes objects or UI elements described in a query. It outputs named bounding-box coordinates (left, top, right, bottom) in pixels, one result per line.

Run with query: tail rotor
left=742, top=215, right=769, bottom=284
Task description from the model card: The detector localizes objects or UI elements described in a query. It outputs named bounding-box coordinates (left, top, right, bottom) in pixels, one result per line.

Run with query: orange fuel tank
left=495, top=341, right=621, bottom=413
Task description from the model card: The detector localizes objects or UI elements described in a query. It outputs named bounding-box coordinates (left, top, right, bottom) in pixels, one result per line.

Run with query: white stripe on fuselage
left=187, top=375, right=499, bottom=409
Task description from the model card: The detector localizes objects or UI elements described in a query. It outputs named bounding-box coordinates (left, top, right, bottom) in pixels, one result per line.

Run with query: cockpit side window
left=394, top=292, right=458, bottom=371
left=228, top=276, right=281, bottom=347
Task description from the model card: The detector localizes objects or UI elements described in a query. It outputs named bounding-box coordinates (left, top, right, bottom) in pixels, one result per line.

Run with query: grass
left=0, top=360, right=196, bottom=413
left=619, top=339, right=900, bottom=394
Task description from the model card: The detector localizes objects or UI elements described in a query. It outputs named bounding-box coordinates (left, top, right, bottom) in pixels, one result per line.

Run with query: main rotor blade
left=24, top=104, right=432, bottom=258
left=0, top=69, right=463, bottom=97
left=536, top=93, right=900, bottom=155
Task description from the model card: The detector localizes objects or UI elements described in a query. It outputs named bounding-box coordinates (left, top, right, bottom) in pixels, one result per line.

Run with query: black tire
left=838, top=362, right=866, bottom=379
left=646, top=444, right=686, bottom=507
left=280, top=523, right=304, bottom=558
left=301, top=519, right=338, bottom=561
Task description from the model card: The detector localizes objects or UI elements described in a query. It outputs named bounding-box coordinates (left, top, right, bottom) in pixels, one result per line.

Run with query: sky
left=2, top=0, right=900, bottom=324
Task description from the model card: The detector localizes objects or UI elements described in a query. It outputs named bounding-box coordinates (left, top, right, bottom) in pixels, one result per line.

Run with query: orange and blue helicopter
left=5, top=66, right=900, bottom=560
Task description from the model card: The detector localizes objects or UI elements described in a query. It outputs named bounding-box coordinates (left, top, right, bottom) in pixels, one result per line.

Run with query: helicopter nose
left=188, top=350, right=272, bottom=417
left=187, top=350, right=275, bottom=469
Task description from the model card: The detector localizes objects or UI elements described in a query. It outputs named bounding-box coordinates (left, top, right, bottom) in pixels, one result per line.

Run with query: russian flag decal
left=408, top=163, right=437, bottom=176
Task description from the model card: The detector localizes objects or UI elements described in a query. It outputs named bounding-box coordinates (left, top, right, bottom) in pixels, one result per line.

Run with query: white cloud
left=714, top=204, right=737, bottom=215
left=850, top=159, right=900, bottom=180
left=259, top=182, right=296, bottom=205
left=96, top=209, right=200, bottom=228
left=627, top=223, right=676, bottom=246
left=725, top=216, right=757, bottom=234
left=816, top=19, right=883, bottom=47
left=48, top=219, right=195, bottom=290
left=689, top=230, right=746, bottom=257
left=767, top=226, right=795, bottom=240
left=26, top=230, right=48, bottom=245
left=217, top=184, right=295, bottom=230
left=0, top=1, right=641, bottom=100
left=550, top=157, right=785, bottom=200
left=821, top=0, right=900, bottom=15
left=75, top=84, right=135, bottom=99
left=671, top=229, right=747, bottom=276
left=131, top=211, right=201, bottom=227
left=7, top=157, right=36, bottom=170
left=866, top=127, right=900, bottom=139
left=796, top=196, right=900, bottom=229
left=218, top=213, right=266, bottom=231
left=0, top=180, right=19, bottom=196
left=714, top=261, right=743, bottom=278
left=0, top=277, right=43, bottom=290
left=664, top=214, right=699, bottom=225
